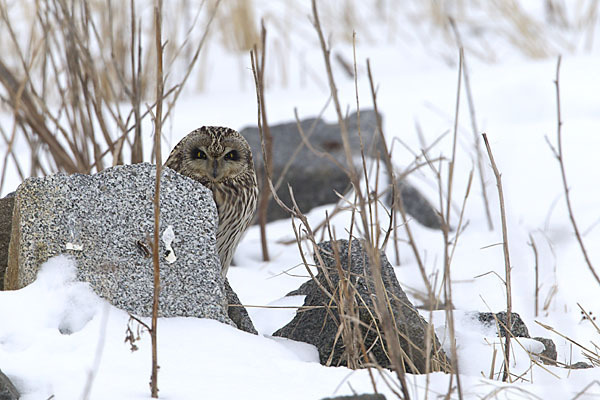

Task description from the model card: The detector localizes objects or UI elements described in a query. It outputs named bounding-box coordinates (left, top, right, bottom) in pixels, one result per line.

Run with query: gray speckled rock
left=273, top=239, right=449, bottom=373
left=5, top=163, right=232, bottom=325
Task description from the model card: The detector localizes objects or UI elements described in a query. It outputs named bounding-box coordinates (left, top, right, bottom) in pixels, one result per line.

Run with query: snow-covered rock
left=5, top=163, right=233, bottom=325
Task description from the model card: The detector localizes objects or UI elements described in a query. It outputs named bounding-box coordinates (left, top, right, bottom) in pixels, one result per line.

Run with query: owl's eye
left=224, top=150, right=239, bottom=161
left=196, top=150, right=207, bottom=160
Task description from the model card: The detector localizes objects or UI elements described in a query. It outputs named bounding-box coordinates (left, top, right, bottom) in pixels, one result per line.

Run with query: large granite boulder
left=241, top=111, right=440, bottom=229
left=3, top=163, right=254, bottom=331
left=274, top=239, right=449, bottom=373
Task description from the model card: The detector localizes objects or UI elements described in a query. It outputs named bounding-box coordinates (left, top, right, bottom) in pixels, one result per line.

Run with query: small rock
left=475, top=311, right=530, bottom=338
left=0, top=369, right=19, bottom=400
left=322, top=395, right=386, bottom=400
left=568, top=361, right=593, bottom=369
left=532, top=337, right=557, bottom=365
left=274, top=239, right=449, bottom=373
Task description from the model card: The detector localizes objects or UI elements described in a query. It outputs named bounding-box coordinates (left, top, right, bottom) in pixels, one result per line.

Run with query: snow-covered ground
left=1, top=1, right=600, bottom=399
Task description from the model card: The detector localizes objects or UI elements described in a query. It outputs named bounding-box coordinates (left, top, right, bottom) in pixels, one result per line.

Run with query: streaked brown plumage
left=164, top=126, right=258, bottom=277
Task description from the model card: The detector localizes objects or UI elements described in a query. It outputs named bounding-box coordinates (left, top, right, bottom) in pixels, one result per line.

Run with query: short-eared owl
left=165, top=126, right=258, bottom=277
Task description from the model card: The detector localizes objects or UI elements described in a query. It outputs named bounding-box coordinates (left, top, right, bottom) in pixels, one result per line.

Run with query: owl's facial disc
left=190, top=146, right=245, bottom=183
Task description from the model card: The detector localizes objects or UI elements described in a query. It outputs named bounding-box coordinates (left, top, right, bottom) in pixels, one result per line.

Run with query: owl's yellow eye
left=196, top=150, right=207, bottom=160
left=224, top=150, right=239, bottom=161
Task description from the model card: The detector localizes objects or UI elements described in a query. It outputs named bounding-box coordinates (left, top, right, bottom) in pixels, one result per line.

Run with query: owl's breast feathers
left=211, top=170, right=258, bottom=274
left=206, top=170, right=257, bottom=211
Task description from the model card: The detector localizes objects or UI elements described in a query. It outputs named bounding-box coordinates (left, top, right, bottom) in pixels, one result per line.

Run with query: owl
left=165, top=126, right=258, bottom=277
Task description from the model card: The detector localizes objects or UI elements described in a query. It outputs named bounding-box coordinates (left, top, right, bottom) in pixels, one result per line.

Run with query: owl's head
left=165, top=126, right=255, bottom=184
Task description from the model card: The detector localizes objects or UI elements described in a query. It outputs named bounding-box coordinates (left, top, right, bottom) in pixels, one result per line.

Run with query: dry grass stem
left=572, top=381, right=600, bottom=400
left=0, top=0, right=219, bottom=180
left=307, top=1, right=451, bottom=397
left=528, top=234, right=540, bottom=317
left=449, top=19, right=493, bottom=232
left=536, top=320, right=599, bottom=367
left=482, top=133, right=513, bottom=382
left=250, top=20, right=272, bottom=262
left=439, top=47, right=464, bottom=400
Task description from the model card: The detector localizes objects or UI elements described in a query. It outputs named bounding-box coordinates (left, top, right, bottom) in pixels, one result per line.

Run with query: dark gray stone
left=241, top=111, right=378, bottom=223
left=389, top=180, right=442, bottom=230
left=241, top=111, right=440, bottom=229
left=0, top=195, right=14, bottom=291
left=5, top=163, right=233, bottom=325
left=0, top=369, right=19, bottom=400
left=322, top=395, right=386, bottom=400
left=273, top=239, right=449, bottom=373
left=532, top=337, right=557, bottom=365
left=225, top=279, right=257, bottom=335
left=475, top=311, right=530, bottom=338
left=568, top=361, right=593, bottom=369
left=285, top=279, right=312, bottom=296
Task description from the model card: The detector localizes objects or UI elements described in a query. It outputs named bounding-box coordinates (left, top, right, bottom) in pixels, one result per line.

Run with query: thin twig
left=552, top=55, right=600, bottom=286
left=449, top=18, right=493, bottom=231
left=442, top=47, right=464, bottom=400
left=150, top=1, right=164, bottom=397
left=482, top=133, right=512, bottom=383
left=250, top=20, right=272, bottom=262
left=311, top=1, right=415, bottom=397
left=528, top=234, right=540, bottom=317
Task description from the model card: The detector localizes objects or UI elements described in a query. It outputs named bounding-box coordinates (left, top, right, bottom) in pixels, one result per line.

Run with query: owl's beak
left=212, top=160, right=219, bottom=179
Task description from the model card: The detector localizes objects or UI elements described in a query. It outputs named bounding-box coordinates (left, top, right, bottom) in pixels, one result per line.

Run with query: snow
left=1, top=1, right=600, bottom=399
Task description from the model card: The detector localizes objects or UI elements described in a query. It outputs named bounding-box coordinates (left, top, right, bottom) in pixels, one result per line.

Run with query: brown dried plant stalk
left=0, top=0, right=218, bottom=180
left=150, top=1, right=164, bottom=397
left=449, top=19, right=493, bottom=232
left=242, top=3, right=453, bottom=398
left=482, top=133, right=513, bottom=383
left=250, top=20, right=273, bottom=262
left=440, top=47, right=464, bottom=399
left=552, top=56, right=600, bottom=287
left=310, top=0, right=416, bottom=397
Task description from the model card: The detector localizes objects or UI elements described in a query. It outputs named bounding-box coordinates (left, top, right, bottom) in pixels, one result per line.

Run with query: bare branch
left=150, top=1, right=164, bottom=397
left=552, top=55, right=600, bottom=286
